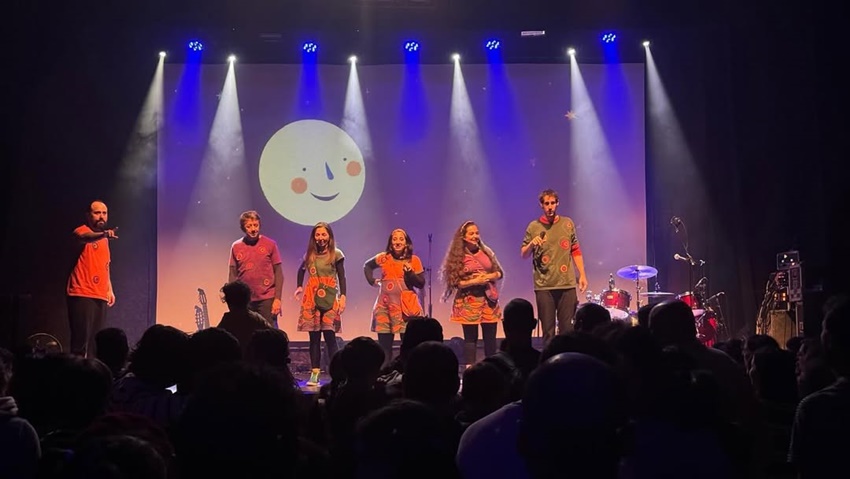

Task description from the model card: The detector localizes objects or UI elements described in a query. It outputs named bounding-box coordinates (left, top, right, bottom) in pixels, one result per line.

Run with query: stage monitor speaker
left=768, top=310, right=796, bottom=348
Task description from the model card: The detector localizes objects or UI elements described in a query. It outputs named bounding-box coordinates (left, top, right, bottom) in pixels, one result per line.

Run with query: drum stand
left=634, top=277, right=643, bottom=310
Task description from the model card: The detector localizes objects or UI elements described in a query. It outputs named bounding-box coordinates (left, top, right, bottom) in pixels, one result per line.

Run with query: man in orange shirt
left=67, top=200, right=117, bottom=356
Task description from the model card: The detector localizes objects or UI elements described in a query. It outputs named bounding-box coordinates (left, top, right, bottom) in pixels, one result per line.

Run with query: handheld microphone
left=534, top=231, right=546, bottom=249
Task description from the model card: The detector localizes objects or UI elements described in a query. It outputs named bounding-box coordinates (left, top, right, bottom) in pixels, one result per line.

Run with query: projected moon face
left=259, top=120, right=366, bottom=225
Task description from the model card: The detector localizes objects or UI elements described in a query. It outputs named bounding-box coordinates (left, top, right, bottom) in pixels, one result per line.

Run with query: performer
left=520, top=189, right=588, bottom=344
left=364, top=228, right=426, bottom=364
left=440, top=220, right=504, bottom=367
left=294, top=222, right=347, bottom=386
left=228, top=211, right=283, bottom=327
left=67, top=200, right=117, bottom=357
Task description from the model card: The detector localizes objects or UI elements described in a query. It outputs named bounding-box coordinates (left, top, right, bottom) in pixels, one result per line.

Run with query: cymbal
left=616, top=265, right=658, bottom=280
left=640, top=291, right=675, bottom=297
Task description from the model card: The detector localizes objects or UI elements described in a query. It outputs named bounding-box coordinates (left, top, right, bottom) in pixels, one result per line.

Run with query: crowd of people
left=1, top=293, right=848, bottom=478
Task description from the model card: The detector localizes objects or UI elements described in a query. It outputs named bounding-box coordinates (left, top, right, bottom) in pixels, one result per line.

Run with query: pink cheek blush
left=346, top=161, right=362, bottom=177
left=291, top=177, right=308, bottom=194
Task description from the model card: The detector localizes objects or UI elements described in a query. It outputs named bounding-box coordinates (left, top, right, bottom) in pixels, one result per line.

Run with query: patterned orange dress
left=450, top=250, right=502, bottom=324
left=367, top=252, right=424, bottom=334
left=297, top=248, right=345, bottom=333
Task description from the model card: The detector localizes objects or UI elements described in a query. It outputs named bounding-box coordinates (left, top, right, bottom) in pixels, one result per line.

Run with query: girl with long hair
left=364, top=228, right=426, bottom=364
left=440, top=220, right=503, bottom=366
left=294, top=222, right=347, bottom=386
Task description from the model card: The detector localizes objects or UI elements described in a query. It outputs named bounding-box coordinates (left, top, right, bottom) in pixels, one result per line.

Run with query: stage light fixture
left=159, top=51, right=166, bottom=58
left=452, top=53, right=460, bottom=61
left=227, top=54, right=236, bottom=63
left=567, top=48, right=576, bottom=56
left=601, top=32, right=617, bottom=44
left=349, top=55, right=357, bottom=63
left=485, top=39, right=501, bottom=51
left=404, top=41, right=420, bottom=53
left=188, top=40, right=204, bottom=52
left=642, top=40, right=651, bottom=47
left=302, top=42, right=318, bottom=53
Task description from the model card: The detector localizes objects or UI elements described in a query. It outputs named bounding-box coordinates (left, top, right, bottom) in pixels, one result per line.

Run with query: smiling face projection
left=259, top=120, right=366, bottom=225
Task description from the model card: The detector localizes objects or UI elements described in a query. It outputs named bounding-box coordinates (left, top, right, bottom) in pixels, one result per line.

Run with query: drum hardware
left=616, top=264, right=658, bottom=309
left=640, top=291, right=675, bottom=307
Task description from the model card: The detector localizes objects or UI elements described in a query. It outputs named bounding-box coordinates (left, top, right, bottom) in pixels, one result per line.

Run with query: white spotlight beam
left=445, top=60, right=501, bottom=230
left=115, top=53, right=164, bottom=198
left=160, top=60, right=252, bottom=332
left=567, top=55, right=631, bottom=235
left=342, top=58, right=373, bottom=163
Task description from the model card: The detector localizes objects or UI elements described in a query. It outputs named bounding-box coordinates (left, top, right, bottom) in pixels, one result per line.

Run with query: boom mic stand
left=427, top=233, right=433, bottom=317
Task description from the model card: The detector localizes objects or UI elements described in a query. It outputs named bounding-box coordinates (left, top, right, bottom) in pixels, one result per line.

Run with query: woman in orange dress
left=364, top=228, right=425, bottom=363
left=294, top=222, right=347, bottom=386
left=440, top=220, right=503, bottom=367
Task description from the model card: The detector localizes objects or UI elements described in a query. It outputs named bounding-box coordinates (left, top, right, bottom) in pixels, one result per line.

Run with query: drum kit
left=585, top=264, right=721, bottom=346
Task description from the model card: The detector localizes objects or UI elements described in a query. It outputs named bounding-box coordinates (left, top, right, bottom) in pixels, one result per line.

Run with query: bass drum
left=600, top=289, right=632, bottom=321
left=696, top=310, right=718, bottom=347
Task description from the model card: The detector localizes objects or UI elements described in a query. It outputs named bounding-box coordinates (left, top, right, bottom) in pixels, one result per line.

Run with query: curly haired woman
left=440, top=220, right=503, bottom=367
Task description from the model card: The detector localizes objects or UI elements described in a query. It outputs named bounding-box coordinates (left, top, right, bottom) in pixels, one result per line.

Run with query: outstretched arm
left=75, top=227, right=118, bottom=243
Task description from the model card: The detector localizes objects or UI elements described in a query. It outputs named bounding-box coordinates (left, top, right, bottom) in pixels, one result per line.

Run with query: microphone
left=673, top=253, right=688, bottom=262
left=695, top=277, right=707, bottom=289
left=534, top=231, right=546, bottom=249
left=670, top=216, right=681, bottom=232
left=706, top=291, right=725, bottom=302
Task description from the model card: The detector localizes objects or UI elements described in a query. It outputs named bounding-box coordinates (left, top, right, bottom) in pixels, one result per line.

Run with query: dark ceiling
left=13, top=0, right=737, bottom=64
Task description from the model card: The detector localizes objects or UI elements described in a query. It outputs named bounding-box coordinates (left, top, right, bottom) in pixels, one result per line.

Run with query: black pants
left=462, top=322, right=498, bottom=365
left=249, top=298, right=277, bottom=328
left=67, top=296, right=107, bottom=357
left=308, top=330, right=338, bottom=369
left=377, top=333, right=404, bottom=367
left=535, top=288, right=578, bottom=344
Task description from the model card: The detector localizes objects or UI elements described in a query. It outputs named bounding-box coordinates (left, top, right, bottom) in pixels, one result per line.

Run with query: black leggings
left=308, top=330, right=339, bottom=369
left=377, top=333, right=404, bottom=365
left=462, top=323, right=498, bottom=365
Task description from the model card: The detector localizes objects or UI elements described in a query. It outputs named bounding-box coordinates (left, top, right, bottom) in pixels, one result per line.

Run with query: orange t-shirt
left=67, top=225, right=111, bottom=301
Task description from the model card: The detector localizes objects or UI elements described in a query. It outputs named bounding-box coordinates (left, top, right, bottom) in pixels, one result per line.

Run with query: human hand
left=272, top=298, right=281, bottom=315
left=338, top=295, right=346, bottom=313
left=293, top=287, right=303, bottom=301
left=578, top=276, right=588, bottom=293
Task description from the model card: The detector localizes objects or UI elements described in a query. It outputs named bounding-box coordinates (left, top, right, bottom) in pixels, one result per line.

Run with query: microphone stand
left=675, top=218, right=703, bottom=293
left=427, top=233, right=433, bottom=317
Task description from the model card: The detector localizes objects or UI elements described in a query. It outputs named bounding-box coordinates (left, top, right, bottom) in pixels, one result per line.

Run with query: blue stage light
left=303, top=42, right=318, bottom=53
left=188, top=40, right=204, bottom=52
left=485, top=39, right=501, bottom=51
left=404, top=41, right=420, bottom=53
left=601, top=32, right=617, bottom=44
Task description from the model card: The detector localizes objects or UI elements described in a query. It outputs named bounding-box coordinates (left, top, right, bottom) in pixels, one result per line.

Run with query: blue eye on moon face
left=259, top=120, right=366, bottom=225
